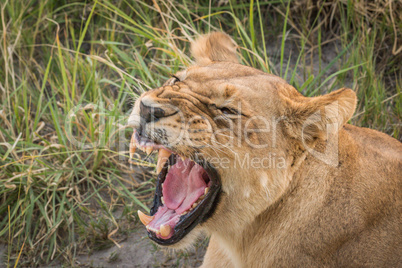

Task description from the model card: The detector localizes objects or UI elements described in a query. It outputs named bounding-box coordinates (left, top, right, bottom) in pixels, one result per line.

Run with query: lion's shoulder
left=342, top=124, right=402, bottom=160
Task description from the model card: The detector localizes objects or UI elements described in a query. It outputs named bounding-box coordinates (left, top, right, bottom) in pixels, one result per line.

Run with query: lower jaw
left=147, top=157, right=221, bottom=246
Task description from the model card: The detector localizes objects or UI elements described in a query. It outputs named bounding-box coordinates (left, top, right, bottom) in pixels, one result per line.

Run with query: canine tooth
left=129, top=134, right=136, bottom=158
left=204, top=187, right=209, bottom=195
left=146, top=146, right=153, bottom=155
left=180, top=155, right=185, bottom=161
left=160, top=225, right=171, bottom=237
left=192, top=202, right=198, bottom=208
left=181, top=211, right=188, bottom=215
left=161, top=196, right=165, bottom=204
left=137, top=210, right=154, bottom=226
left=157, top=148, right=172, bottom=174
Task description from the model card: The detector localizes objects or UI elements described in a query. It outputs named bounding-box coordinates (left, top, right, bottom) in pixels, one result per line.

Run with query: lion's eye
left=219, top=107, right=236, bottom=115
left=171, top=75, right=180, bottom=83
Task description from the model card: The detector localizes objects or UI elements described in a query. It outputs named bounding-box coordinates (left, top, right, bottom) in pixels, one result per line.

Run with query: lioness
left=128, top=32, right=401, bottom=267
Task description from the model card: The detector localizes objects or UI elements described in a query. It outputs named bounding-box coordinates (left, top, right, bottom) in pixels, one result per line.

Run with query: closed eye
left=164, top=74, right=181, bottom=86
left=219, top=107, right=234, bottom=115
left=170, top=74, right=180, bottom=83
left=218, top=106, right=240, bottom=116
left=210, top=103, right=246, bottom=117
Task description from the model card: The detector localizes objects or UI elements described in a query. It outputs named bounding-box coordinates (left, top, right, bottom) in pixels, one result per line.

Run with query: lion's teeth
left=137, top=210, right=154, bottom=226
left=192, top=202, right=198, bottom=208
left=204, top=187, right=209, bottom=195
left=180, top=155, right=185, bottom=161
left=181, top=211, right=188, bottom=215
left=157, top=148, right=172, bottom=174
left=161, top=196, right=165, bottom=204
left=147, top=226, right=159, bottom=234
left=129, top=134, right=136, bottom=159
left=160, top=224, right=171, bottom=237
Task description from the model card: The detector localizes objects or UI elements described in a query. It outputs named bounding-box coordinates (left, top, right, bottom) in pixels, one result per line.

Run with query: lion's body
left=130, top=32, right=402, bottom=267
left=203, top=125, right=401, bottom=267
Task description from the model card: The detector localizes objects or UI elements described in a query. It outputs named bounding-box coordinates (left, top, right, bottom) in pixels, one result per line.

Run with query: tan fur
left=129, top=32, right=402, bottom=267
left=191, top=32, right=238, bottom=65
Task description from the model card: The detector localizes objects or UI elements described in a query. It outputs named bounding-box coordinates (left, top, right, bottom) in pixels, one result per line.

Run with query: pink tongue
left=162, top=159, right=207, bottom=214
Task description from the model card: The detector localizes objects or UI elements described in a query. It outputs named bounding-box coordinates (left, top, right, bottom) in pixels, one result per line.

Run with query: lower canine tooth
left=137, top=210, right=154, bottom=226
left=129, top=133, right=136, bottom=159
left=204, top=187, right=209, bottom=195
left=192, top=202, right=198, bottom=208
left=161, top=196, right=164, bottom=204
left=160, top=225, right=171, bottom=237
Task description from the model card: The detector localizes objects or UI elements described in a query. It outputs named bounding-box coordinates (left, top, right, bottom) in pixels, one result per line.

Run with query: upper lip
left=129, top=130, right=175, bottom=173
left=132, top=130, right=171, bottom=151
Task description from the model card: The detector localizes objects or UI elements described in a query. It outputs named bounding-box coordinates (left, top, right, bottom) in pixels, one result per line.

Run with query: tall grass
left=0, top=0, right=400, bottom=266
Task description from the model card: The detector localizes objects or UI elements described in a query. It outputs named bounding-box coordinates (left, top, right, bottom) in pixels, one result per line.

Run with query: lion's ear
left=280, top=88, right=357, bottom=143
left=191, top=32, right=239, bottom=65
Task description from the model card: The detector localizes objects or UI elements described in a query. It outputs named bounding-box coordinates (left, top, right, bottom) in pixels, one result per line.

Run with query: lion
left=127, top=32, right=402, bottom=267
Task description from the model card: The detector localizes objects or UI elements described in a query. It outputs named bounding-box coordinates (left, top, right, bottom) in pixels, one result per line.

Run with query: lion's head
left=128, top=32, right=356, bottom=248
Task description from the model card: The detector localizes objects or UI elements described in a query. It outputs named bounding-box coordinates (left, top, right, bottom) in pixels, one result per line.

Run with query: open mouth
left=129, top=131, right=221, bottom=245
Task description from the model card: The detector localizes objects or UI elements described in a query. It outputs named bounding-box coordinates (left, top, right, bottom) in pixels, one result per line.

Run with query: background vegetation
left=0, top=0, right=400, bottom=266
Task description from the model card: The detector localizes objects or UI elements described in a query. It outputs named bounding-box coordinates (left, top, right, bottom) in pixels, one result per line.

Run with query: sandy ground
left=75, top=228, right=206, bottom=268
left=0, top=229, right=206, bottom=267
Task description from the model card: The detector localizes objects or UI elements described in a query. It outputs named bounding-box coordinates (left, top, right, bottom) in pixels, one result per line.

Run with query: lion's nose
left=140, top=101, right=166, bottom=123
